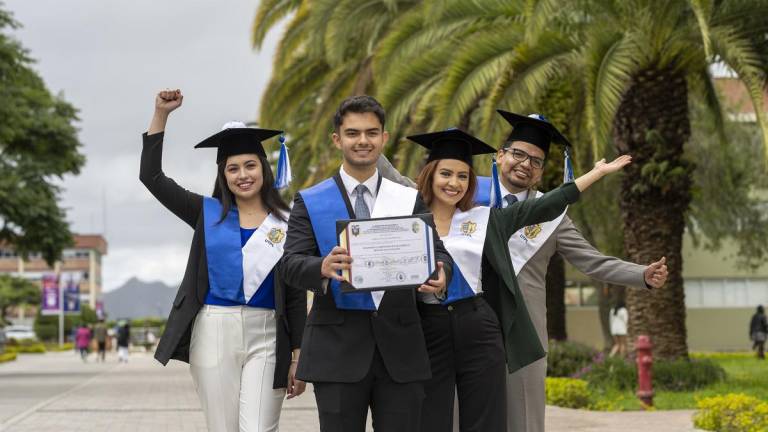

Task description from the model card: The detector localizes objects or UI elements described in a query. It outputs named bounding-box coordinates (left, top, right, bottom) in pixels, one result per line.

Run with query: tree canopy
left=0, top=7, right=85, bottom=265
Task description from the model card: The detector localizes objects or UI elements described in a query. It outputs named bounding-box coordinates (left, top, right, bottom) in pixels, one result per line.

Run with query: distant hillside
left=103, top=277, right=176, bottom=319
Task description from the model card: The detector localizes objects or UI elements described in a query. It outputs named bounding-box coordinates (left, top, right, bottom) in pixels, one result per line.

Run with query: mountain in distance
left=103, top=277, right=177, bottom=320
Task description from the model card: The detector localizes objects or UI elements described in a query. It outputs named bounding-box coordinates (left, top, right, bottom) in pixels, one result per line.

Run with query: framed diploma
left=336, top=214, right=437, bottom=292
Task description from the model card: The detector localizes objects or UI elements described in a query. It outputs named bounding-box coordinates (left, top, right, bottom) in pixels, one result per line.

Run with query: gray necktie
left=504, top=194, right=518, bottom=207
left=354, top=184, right=370, bottom=219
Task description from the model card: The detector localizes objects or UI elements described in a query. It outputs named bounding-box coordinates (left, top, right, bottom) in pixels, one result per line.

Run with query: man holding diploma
left=279, top=95, right=454, bottom=432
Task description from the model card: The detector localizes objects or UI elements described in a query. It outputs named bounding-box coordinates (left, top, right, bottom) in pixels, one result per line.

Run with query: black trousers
left=753, top=340, right=766, bottom=359
left=313, top=348, right=425, bottom=432
left=418, top=296, right=507, bottom=432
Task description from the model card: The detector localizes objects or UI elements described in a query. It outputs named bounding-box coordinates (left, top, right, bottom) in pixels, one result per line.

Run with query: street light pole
left=58, top=272, right=64, bottom=347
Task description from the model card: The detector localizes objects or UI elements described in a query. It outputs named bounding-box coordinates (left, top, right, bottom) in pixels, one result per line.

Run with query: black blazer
left=139, top=132, right=307, bottom=389
left=280, top=174, right=453, bottom=384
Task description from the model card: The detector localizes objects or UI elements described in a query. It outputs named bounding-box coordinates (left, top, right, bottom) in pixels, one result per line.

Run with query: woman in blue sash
left=140, top=89, right=307, bottom=432
left=403, top=128, right=631, bottom=431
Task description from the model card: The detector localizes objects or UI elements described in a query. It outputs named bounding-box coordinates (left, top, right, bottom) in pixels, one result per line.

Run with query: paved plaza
left=0, top=351, right=701, bottom=431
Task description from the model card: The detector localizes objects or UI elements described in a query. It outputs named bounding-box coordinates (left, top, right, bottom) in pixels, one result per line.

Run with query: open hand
left=418, top=262, right=446, bottom=295
left=321, top=246, right=352, bottom=282
left=155, top=89, right=183, bottom=114
left=594, top=154, right=632, bottom=175
left=644, top=256, right=667, bottom=288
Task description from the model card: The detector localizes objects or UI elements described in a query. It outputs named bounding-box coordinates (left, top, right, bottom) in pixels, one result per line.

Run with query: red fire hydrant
left=636, top=335, right=654, bottom=408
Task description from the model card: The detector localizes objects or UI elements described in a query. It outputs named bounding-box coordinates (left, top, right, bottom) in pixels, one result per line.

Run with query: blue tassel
left=274, top=135, right=292, bottom=190
left=563, top=146, right=575, bottom=183
left=490, top=157, right=503, bottom=209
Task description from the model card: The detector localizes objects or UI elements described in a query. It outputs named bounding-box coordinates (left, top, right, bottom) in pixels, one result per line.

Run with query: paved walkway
left=0, top=351, right=700, bottom=431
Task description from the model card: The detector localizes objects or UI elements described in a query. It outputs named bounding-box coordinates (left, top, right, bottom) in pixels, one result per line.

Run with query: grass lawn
left=588, top=352, right=768, bottom=411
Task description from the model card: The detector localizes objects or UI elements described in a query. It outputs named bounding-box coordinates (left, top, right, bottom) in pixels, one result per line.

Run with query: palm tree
left=374, top=0, right=768, bottom=359
left=251, top=0, right=421, bottom=188
left=254, top=0, right=768, bottom=359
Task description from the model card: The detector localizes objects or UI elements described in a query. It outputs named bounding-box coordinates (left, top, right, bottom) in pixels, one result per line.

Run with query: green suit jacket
left=481, top=182, right=580, bottom=372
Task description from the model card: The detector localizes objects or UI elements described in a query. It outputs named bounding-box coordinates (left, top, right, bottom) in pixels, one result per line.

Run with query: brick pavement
left=0, top=351, right=700, bottom=431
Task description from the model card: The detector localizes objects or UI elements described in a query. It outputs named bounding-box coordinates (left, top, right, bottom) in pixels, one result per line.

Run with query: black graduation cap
left=195, top=121, right=283, bottom=163
left=407, top=128, right=496, bottom=166
left=496, top=110, right=571, bottom=155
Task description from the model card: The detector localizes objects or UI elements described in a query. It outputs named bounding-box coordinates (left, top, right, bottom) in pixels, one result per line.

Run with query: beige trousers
left=190, top=305, right=284, bottom=432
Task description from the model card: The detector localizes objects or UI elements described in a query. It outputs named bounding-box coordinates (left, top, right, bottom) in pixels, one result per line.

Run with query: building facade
left=0, top=234, right=107, bottom=321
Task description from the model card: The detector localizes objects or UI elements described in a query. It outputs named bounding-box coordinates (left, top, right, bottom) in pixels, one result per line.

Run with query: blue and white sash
left=302, top=177, right=417, bottom=310
left=507, top=191, right=567, bottom=275
left=442, top=206, right=491, bottom=304
left=203, top=197, right=287, bottom=303
left=474, top=180, right=568, bottom=275
left=474, top=176, right=493, bottom=206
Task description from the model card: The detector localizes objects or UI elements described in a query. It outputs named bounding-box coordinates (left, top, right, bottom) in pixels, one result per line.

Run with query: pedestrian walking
left=750, top=305, right=767, bottom=360
left=75, top=324, right=91, bottom=362
left=117, top=322, right=130, bottom=363
left=609, top=300, right=629, bottom=357
left=140, top=89, right=307, bottom=432
left=94, top=320, right=107, bottom=362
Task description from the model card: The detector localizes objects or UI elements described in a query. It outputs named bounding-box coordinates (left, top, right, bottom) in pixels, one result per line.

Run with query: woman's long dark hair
left=613, top=299, right=626, bottom=316
left=212, top=154, right=291, bottom=223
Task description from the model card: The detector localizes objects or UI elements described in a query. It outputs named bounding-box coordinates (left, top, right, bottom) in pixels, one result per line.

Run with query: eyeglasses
left=502, top=148, right=545, bottom=169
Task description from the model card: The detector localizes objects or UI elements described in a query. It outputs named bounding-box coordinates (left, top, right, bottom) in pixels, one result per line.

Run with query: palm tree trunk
left=613, top=66, right=692, bottom=360
left=545, top=253, right=567, bottom=341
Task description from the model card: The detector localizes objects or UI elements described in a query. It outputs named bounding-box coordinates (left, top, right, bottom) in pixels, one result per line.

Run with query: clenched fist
left=155, top=89, right=183, bottom=115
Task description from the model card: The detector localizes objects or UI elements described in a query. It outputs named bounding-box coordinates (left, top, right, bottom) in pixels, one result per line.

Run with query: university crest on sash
left=460, top=221, right=477, bottom=236
left=524, top=224, right=543, bottom=239
left=267, top=227, right=285, bottom=244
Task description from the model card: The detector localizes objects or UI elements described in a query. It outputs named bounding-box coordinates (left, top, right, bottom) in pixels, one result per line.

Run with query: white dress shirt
left=339, top=165, right=379, bottom=214
left=498, top=182, right=529, bottom=208
left=320, top=166, right=380, bottom=294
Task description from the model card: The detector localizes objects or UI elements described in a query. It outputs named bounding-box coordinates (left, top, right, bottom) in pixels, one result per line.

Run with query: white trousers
left=190, top=305, right=284, bottom=432
left=118, top=346, right=129, bottom=362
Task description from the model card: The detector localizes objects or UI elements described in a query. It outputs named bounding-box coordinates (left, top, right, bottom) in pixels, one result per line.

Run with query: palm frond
left=252, top=0, right=301, bottom=48
left=434, top=25, right=523, bottom=125
left=688, top=0, right=714, bottom=59
left=587, top=32, right=638, bottom=156
left=710, top=24, right=768, bottom=164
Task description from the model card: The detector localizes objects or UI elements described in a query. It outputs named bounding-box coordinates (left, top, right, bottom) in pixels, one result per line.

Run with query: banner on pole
left=61, top=272, right=82, bottom=315
left=40, top=274, right=60, bottom=316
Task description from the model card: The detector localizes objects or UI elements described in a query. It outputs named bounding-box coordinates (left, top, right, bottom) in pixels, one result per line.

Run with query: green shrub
left=581, top=357, right=636, bottom=390
left=34, top=304, right=99, bottom=342
left=0, top=352, right=17, bottom=363
left=6, top=343, right=46, bottom=354
left=547, top=340, right=598, bottom=377
left=655, top=358, right=726, bottom=391
left=45, top=343, right=74, bottom=352
left=694, top=393, right=768, bottom=432
left=582, top=356, right=726, bottom=392
left=691, top=352, right=753, bottom=361
left=545, top=377, right=591, bottom=408
left=130, top=317, right=166, bottom=328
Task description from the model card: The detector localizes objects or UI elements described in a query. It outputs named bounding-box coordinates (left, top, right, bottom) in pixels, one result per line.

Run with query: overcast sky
left=5, top=0, right=283, bottom=291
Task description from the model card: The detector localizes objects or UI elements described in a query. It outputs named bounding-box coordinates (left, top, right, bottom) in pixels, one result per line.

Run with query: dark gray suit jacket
left=280, top=174, right=453, bottom=384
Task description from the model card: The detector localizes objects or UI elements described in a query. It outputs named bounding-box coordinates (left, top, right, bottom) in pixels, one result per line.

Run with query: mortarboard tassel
left=274, top=135, right=292, bottom=190
left=563, top=146, right=575, bottom=183
left=490, top=157, right=504, bottom=209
